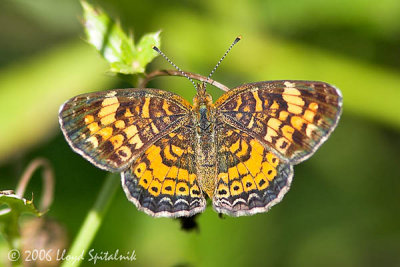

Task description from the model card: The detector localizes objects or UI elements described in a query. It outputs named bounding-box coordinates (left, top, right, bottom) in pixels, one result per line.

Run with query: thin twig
left=15, top=158, right=54, bottom=212
left=139, top=69, right=230, bottom=92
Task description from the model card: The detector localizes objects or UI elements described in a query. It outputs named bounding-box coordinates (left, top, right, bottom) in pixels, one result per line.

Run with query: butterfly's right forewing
left=215, top=81, right=342, bottom=165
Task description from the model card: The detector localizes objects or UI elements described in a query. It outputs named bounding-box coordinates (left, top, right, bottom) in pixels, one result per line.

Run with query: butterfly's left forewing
left=59, top=89, right=192, bottom=172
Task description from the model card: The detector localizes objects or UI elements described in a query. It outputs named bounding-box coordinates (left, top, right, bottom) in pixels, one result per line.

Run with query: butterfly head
left=193, top=82, right=213, bottom=106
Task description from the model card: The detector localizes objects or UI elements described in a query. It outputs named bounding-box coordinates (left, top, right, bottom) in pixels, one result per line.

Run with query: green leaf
left=136, top=31, right=161, bottom=72
left=81, top=1, right=161, bottom=74
left=0, top=192, right=41, bottom=249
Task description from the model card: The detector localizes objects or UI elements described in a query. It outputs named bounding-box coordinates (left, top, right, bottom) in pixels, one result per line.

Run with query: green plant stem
left=60, top=173, right=119, bottom=267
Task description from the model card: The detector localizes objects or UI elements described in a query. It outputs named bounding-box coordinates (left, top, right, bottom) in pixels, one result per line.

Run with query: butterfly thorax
left=192, top=83, right=218, bottom=198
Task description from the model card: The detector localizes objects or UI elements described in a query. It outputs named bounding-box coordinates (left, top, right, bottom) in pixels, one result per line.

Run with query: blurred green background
left=1, top=0, right=400, bottom=266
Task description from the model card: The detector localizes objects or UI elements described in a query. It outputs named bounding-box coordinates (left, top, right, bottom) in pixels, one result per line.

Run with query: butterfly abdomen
left=192, top=93, right=218, bottom=198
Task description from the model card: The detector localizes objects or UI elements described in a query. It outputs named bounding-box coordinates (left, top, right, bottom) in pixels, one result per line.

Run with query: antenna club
left=233, top=35, right=242, bottom=45
left=204, top=36, right=241, bottom=87
left=152, top=45, right=160, bottom=52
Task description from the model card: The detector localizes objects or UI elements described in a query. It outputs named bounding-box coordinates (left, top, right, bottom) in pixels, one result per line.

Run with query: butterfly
left=59, top=38, right=342, bottom=217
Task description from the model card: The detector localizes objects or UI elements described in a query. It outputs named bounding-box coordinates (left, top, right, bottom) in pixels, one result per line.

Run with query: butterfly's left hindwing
left=122, top=125, right=206, bottom=217
left=59, top=89, right=192, bottom=172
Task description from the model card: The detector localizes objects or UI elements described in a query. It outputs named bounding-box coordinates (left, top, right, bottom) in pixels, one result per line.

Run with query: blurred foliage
left=0, top=42, right=113, bottom=163
left=0, top=0, right=400, bottom=266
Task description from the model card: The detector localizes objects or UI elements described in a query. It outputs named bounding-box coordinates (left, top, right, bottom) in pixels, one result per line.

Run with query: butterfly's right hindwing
left=59, top=89, right=192, bottom=172
left=213, top=122, right=293, bottom=216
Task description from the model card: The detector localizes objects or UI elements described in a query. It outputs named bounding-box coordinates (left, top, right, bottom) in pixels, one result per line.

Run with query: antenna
left=152, top=46, right=197, bottom=90
left=205, top=36, right=241, bottom=89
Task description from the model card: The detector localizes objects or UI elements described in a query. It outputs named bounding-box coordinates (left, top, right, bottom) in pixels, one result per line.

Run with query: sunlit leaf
left=136, top=31, right=161, bottom=72
left=81, top=1, right=160, bottom=74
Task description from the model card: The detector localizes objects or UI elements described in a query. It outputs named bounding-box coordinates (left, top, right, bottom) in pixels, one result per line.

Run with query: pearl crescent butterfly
left=59, top=39, right=342, bottom=217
